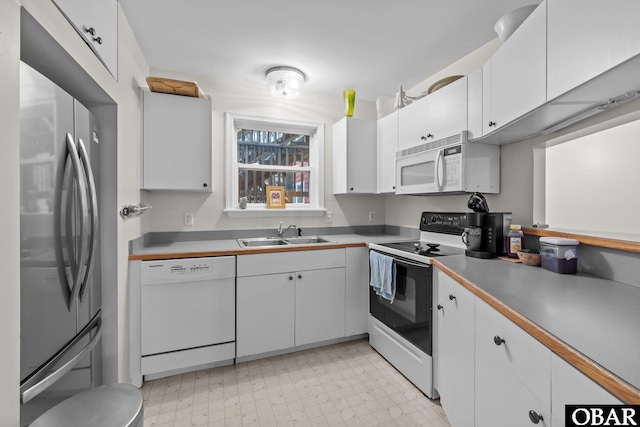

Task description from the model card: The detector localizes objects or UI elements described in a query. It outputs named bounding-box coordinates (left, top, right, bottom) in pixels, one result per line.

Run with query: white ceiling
left=120, top=0, right=540, bottom=102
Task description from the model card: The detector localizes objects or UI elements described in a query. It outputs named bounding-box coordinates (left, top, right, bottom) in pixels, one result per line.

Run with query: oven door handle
left=394, top=258, right=431, bottom=270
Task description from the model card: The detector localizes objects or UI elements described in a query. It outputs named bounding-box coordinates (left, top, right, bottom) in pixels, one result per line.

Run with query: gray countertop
left=130, top=233, right=409, bottom=256
left=435, top=255, right=640, bottom=394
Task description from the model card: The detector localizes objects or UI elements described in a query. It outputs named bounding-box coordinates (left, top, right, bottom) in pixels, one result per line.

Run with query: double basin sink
left=237, top=236, right=334, bottom=248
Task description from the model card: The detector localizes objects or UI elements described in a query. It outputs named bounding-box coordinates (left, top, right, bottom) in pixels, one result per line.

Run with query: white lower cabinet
left=345, top=247, right=369, bottom=336
left=236, top=273, right=295, bottom=358
left=550, top=353, right=622, bottom=427
left=475, top=338, right=551, bottom=427
left=436, top=270, right=475, bottom=427
left=295, top=268, right=345, bottom=346
left=236, top=249, right=346, bottom=359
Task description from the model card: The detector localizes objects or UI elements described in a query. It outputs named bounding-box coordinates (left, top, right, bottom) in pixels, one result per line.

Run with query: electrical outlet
left=326, top=211, right=333, bottom=223
left=184, top=212, right=194, bottom=226
left=369, top=211, right=376, bottom=222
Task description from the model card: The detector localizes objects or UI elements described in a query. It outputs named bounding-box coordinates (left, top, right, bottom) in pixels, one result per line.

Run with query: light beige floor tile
left=141, top=339, right=451, bottom=427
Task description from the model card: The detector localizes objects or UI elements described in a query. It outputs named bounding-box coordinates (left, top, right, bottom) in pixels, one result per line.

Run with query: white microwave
left=395, top=131, right=500, bottom=195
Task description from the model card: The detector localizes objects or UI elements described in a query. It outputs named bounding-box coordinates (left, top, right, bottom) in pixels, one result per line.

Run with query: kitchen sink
left=237, top=238, right=289, bottom=247
left=284, top=236, right=333, bottom=244
left=237, top=236, right=334, bottom=247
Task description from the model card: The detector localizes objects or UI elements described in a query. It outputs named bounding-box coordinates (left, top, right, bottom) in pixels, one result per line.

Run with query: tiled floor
left=141, top=339, right=451, bottom=427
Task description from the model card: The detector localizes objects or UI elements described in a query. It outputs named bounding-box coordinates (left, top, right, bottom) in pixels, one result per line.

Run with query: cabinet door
left=237, top=273, right=295, bottom=357
left=398, top=97, right=429, bottom=150
left=142, top=91, right=212, bottom=191
left=550, top=354, right=622, bottom=427
left=484, top=1, right=547, bottom=134
left=52, top=0, right=117, bottom=77
left=376, top=111, right=398, bottom=194
left=295, top=268, right=346, bottom=346
left=475, top=339, right=550, bottom=427
left=333, top=118, right=377, bottom=194
left=436, top=293, right=475, bottom=427
left=547, top=0, right=640, bottom=101
left=345, top=247, right=369, bottom=336
left=425, top=76, right=468, bottom=140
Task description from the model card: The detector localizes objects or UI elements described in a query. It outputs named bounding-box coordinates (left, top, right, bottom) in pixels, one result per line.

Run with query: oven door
left=370, top=255, right=433, bottom=355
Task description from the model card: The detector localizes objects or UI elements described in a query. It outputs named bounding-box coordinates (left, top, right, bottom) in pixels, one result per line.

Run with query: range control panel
left=420, top=212, right=468, bottom=235
left=141, top=256, right=236, bottom=285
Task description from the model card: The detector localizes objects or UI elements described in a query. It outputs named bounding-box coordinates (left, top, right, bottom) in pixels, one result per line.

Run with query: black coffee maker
left=463, top=193, right=512, bottom=259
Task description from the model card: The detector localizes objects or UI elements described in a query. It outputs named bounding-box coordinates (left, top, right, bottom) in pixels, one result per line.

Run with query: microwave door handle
left=76, top=138, right=98, bottom=302
left=435, top=149, right=444, bottom=191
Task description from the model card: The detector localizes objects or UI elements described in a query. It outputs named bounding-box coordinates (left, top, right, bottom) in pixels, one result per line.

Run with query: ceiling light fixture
left=265, top=66, right=305, bottom=99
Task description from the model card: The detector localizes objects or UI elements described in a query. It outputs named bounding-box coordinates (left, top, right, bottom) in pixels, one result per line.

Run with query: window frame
left=224, top=113, right=325, bottom=217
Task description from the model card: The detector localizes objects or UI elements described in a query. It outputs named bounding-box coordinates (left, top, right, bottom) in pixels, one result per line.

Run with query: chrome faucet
left=277, top=222, right=297, bottom=238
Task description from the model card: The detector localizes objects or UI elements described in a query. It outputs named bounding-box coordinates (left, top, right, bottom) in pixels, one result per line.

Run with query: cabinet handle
left=528, top=410, right=543, bottom=424
left=448, top=294, right=456, bottom=301
left=488, top=121, right=496, bottom=127
left=349, top=187, right=354, bottom=191
left=427, top=133, right=433, bottom=139
left=494, top=335, right=505, bottom=346
left=297, top=274, right=302, bottom=279
left=288, top=276, right=293, bottom=280
left=203, top=183, right=208, bottom=188
left=93, top=36, right=102, bottom=45
left=84, top=26, right=96, bottom=36
left=436, top=304, right=443, bottom=310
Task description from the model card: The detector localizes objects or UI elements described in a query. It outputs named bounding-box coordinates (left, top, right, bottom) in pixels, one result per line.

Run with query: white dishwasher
left=140, top=256, right=235, bottom=379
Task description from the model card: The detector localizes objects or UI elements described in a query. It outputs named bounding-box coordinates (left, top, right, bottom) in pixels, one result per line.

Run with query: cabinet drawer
left=476, top=338, right=550, bottom=427
left=437, top=269, right=475, bottom=329
left=237, top=248, right=345, bottom=277
left=475, top=297, right=550, bottom=408
left=551, top=353, right=621, bottom=426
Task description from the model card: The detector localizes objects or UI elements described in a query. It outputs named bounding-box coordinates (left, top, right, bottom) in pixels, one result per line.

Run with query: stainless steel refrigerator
left=19, top=61, right=103, bottom=426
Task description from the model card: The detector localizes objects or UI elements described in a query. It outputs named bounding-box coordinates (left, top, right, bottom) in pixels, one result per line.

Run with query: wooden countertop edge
left=432, top=259, right=640, bottom=404
left=523, top=227, right=640, bottom=254
left=128, top=242, right=367, bottom=261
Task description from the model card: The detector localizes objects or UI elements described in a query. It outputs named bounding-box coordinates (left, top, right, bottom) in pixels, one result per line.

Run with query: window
left=225, top=113, right=324, bottom=215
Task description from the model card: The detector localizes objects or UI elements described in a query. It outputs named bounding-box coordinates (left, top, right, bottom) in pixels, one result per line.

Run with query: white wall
left=545, top=118, right=640, bottom=238
left=139, top=69, right=386, bottom=233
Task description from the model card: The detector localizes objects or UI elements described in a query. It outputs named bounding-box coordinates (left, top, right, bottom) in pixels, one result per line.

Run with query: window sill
left=224, top=208, right=326, bottom=218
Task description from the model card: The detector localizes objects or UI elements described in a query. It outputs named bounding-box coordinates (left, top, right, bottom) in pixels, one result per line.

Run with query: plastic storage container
left=539, top=237, right=579, bottom=274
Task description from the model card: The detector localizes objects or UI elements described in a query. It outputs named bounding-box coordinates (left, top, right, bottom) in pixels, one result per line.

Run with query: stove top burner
left=378, top=241, right=465, bottom=258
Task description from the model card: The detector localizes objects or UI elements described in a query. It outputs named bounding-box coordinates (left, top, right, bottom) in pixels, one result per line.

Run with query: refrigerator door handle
left=54, top=134, right=89, bottom=311
left=20, top=310, right=102, bottom=404
left=67, top=134, right=90, bottom=308
left=76, top=137, right=98, bottom=301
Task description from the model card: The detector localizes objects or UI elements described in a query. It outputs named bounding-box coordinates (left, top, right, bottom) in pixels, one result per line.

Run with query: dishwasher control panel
left=141, top=256, right=235, bottom=284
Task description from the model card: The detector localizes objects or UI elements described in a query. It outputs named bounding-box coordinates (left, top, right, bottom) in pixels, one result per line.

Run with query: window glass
left=226, top=114, right=323, bottom=213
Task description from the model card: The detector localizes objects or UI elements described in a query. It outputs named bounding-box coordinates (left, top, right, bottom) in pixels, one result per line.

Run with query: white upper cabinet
left=398, top=77, right=468, bottom=150
left=376, top=111, right=398, bottom=194
left=547, top=0, right=640, bottom=102
left=52, top=0, right=118, bottom=78
left=333, top=117, right=377, bottom=194
left=141, top=91, right=213, bottom=191
left=425, top=76, right=468, bottom=141
left=483, top=0, right=547, bottom=135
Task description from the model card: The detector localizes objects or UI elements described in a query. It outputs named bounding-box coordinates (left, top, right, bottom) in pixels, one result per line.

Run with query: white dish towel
left=369, top=251, right=396, bottom=302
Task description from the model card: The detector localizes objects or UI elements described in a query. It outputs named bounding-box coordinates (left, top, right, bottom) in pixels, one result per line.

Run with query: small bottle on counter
left=507, top=224, right=524, bottom=258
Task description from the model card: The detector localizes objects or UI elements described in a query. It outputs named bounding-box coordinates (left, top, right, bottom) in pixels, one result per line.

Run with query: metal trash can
left=30, top=384, right=143, bottom=427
